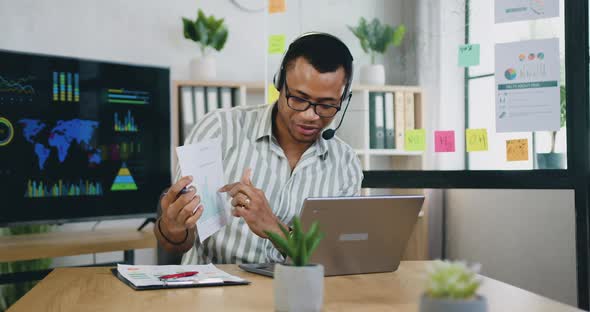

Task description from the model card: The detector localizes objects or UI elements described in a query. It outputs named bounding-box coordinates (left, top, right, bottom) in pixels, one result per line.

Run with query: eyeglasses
left=283, top=78, right=341, bottom=118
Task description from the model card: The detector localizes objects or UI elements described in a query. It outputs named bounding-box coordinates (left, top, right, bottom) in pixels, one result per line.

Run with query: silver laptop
left=239, top=195, right=424, bottom=277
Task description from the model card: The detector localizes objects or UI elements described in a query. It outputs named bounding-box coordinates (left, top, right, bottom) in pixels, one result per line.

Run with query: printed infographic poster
left=495, top=0, right=559, bottom=23
left=495, top=38, right=560, bottom=133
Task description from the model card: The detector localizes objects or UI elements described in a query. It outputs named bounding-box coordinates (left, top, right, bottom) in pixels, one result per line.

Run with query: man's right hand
left=160, top=176, right=204, bottom=234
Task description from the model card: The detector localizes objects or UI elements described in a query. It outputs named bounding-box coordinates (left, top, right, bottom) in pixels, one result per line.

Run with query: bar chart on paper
left=197, top=176, right=220, bottom=221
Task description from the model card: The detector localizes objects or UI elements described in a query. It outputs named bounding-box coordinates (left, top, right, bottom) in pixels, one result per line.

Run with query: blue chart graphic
left=25, top=179, right=103, bottom=198
left=0, top=75, right=35, bottom=104
left=111, top=162, right=138, bottom=191
left=114, top=110, right=139, bottom=132
left=107, top=89, right=150, bottom=105
left=18, top=118, right=102, bottom=170
left=53, top=72, right=79, bottom=102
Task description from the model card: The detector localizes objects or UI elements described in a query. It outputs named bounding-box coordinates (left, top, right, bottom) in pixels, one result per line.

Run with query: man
left=155, top=33, right=363, bottom=264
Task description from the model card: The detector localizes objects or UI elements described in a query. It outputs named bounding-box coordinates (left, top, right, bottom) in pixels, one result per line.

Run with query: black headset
left=272, top=32, right=354, bottom=140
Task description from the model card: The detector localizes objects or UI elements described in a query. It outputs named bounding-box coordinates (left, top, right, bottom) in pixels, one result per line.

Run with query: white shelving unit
left=336, top=86, right=424, bottom=174
left=172, top=81, right=424, bottom=176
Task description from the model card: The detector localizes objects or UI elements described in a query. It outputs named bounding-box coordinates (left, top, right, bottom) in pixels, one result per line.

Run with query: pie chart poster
left=495, top=38, right=561, bottom=133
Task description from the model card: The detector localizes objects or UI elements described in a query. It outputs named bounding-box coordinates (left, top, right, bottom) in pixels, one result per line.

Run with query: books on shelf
left=178, top=86, right=241, bottom=142
left=368, top=91, right=419, bottom=151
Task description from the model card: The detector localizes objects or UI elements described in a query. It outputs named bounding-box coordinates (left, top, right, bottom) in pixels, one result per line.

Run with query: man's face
left=276, top=57, right=346, bottom=144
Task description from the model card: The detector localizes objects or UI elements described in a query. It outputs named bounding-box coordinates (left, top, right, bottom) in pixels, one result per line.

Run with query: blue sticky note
left=458, top=44, right=480, bottom=67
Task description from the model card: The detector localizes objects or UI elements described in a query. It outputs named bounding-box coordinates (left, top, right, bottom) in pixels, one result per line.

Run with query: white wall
left=0, top=0, right=410, bottom=266
left=445, top=189, right=577, bottom=306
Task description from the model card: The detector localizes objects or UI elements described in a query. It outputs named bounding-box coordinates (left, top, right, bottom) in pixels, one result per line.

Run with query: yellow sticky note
left=405, top=129, right=426, bottom=151
left=506, top=139, right=528, bottom=161
left=466, top=129, right=488, bottom=152
left=268, top=34, right=286, bottom=54
left=269, top=0, right=286, bottom=14
left=267, top=83, right=280, bottom=104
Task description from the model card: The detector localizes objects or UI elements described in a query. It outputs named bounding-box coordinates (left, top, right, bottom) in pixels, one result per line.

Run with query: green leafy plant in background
left=549, top=85, right=566, bottom=153
left=348, top=17, right=406, bottom=65
left=425, top=260, right=481, bottom=300
left=182, top=9, right=228, bottom=56
left=0, top=225, right=53, bottom=311
left=264, top=217, right=324, bottom=266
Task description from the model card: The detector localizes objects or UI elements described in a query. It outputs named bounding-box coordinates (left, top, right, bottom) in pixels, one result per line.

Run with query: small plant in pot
left=537, top=85, right=566, bottom=169
left=182, top=9, right=228, bottom=80
left=420, top=260, right=487, bottom=312
left=265, top=217, right=324, bottom=312
left=348, top=17, right=406, bottom=85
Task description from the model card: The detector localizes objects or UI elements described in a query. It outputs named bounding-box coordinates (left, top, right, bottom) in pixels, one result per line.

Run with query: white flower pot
left=360, top=64, right=385, bottom=85
left=419, top=294, right=487, bottom=312
left=274, top=263, right=324, bottom=312
left=190, top=56, right=216, bottom=80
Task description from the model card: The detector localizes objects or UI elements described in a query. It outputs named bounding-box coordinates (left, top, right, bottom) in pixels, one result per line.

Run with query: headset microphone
left=322, top=93, right=352, bottom=140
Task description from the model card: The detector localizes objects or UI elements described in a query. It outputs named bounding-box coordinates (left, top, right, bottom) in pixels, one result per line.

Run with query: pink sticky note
left=435, top=130, right=455, bottom=153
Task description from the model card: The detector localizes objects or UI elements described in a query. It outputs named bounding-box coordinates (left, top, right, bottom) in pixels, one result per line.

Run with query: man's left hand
left=218, top=168, right=282, bottom=239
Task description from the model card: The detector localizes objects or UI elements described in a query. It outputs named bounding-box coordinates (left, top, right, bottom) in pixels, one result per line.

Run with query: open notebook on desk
left=113, top=264, right=250, bottom=290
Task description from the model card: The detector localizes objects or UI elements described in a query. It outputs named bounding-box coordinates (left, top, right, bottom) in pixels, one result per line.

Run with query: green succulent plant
left=425, top=260, right=481, bottom=300
left=182, top=9, right=228, bottom=56
left=264, top=217, right=324, bottom=267
left=348, top=17, right=406, bottom=64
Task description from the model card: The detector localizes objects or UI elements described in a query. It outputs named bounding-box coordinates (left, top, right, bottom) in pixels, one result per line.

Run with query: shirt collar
left=254, top=103, right=275, bottom=141
left=255, top=102, right=329, bottom=158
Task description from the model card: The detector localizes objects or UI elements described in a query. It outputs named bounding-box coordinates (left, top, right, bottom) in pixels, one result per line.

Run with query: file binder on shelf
left=205, top=87, right=219, bottom=113
left=404, top=92, right=415, bottom=131
left=394, top=92, right=405, bottom=148
left=220, top=87, right=233, bottom=109
left=369, top=92, right=386, bottom=149
left=384, top=92, right=395, bottom=149
left=180, top=86, right=195, bottom=142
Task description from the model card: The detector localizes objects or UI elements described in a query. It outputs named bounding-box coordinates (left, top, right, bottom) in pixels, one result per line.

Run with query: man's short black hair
left=282, top=34, right=353, bottom=87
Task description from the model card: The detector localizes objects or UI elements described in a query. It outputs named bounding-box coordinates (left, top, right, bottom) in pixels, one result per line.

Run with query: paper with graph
left=176, top=139, right=230, bottom=242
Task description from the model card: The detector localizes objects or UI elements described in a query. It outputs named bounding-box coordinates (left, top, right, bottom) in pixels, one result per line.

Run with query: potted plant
left=420, top=260, right=487, bottom=312
left=537, top=85, right=566, bottom=169
left=182, top=9, right=228, bottom=80
left=348, top=17, right=406, bottom=85
left=265, top=217, right=324, bottom=312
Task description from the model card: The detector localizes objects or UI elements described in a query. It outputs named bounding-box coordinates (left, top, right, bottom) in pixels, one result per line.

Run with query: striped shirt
left=179, top=103, right=363, bottom=264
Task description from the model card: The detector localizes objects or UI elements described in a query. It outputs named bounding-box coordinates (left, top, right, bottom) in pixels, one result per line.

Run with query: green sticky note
left=458, top=44, right=480, bottom=67
left=405, top=129, right=426, bottom=151
left=465, top=128, right=488, bottom=152
left=268, top=35, right=286, bottom=54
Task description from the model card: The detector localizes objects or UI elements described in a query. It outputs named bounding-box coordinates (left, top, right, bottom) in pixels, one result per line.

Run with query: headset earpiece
left=273, top=65, right=284, bottom=90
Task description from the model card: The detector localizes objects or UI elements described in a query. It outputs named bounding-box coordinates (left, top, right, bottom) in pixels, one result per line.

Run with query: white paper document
left=495, top=0, right=559, bottom=24
left=176, top=139, right=230, bottom=241
left=117, top=264, right=246, bottom=287
left=495, top=38, right=561, bottom=133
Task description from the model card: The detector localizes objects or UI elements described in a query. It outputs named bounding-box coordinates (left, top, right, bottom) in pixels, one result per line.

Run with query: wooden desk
left=9, top=261, right=581, bottom=312
left=0, top=228, right=156, bottom=263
